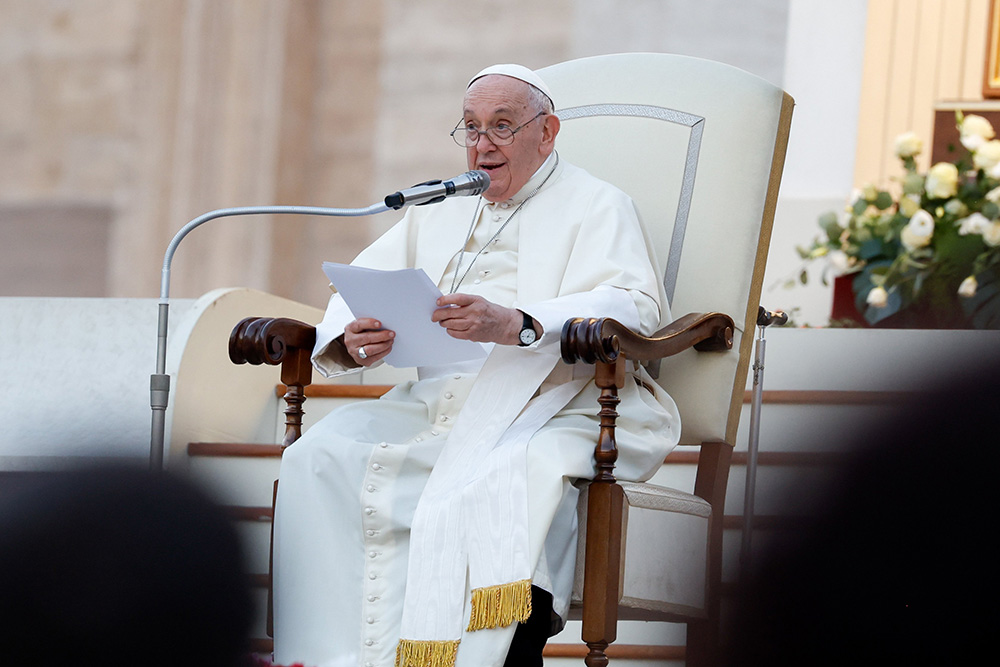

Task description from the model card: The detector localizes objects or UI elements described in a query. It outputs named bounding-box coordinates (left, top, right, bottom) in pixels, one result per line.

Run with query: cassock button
left=474, top=279, right=481, bottom=284
left=365, top=639, right=374, bottom=646
left=367, top=617, right=375, bottom=624
left=415, top=436, right=423, bottom=442
left=369, top=573, right=377, bottom=580
left=369, top=551, right=378, bottom=558
left=500, top=202, right=510, bottom=209
left=367, top=485, right=376, bottom=492
left=371, top=463, right=382, bottom=471
left=492, top=214, right=502, bottom=222
left=431, top=430, right=439, bottom=436
left=444, top=392, right=454, bottom=399
left=368, top=595, right=377, bottom=602
left=379, top=442, right=388, bottom=448
left=365, top=506, right=376, bottom=515
left=366, top=529, right=376, bottom=536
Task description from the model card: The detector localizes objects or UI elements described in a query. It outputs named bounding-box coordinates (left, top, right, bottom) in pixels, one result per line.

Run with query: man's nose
left=475, top=131, right=498, bottom=150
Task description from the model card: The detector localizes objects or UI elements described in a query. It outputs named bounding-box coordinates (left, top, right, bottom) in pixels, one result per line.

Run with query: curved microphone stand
left=149, top=203, right=390, bottom=470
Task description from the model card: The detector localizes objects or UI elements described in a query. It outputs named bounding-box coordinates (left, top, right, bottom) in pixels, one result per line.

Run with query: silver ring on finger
left=358, top=345, right=368, bottom=360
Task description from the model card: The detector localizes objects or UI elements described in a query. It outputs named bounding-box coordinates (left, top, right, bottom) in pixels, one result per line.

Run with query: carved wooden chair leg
left=581, top=481, right=625, bottom=667
left=686, top=440, right=733, bottom=667
left=581, top=358, right=626, bottom=666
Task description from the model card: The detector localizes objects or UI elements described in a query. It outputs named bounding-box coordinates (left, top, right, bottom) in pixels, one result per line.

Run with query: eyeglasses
left=450, top=111, right=546, bottom=147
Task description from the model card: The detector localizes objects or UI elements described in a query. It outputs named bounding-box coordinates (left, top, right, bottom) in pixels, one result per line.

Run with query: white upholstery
left=572, top=482, right=711, bottom=616
left=539, top=53, right=790, bottom=446
left=538, top=54, right=791, bottom=616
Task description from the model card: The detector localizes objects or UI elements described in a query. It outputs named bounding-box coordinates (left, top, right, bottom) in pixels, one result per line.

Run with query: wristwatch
left=518, top=310, right=537, bottom=346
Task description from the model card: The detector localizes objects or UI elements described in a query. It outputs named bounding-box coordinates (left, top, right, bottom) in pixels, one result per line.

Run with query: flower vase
left=829, top=275, right=867, bottom=326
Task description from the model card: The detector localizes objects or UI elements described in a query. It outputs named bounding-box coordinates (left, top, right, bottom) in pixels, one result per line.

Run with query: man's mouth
left=478, top=162, right=504, bottom=172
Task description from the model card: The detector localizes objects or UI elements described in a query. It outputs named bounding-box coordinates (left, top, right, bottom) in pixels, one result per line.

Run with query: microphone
left=384, top=170, right=490, bottom=210
left=756, top=306, right=788, bottom=327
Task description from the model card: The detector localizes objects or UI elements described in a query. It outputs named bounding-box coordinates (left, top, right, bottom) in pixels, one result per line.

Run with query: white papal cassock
left=272, top=154, right=680, bottom=667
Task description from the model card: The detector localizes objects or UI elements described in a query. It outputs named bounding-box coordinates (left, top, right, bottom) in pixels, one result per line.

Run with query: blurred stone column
left=112, top=0, right=386, bottom=307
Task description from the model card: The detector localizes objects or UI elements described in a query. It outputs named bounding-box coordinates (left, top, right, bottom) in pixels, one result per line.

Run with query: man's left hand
left=432, top=293, right=533, bottom=345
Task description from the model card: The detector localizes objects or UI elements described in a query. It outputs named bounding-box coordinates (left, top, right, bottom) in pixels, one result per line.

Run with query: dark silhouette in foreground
left=0, top=466, right=253, bottom=667
left=727, top=361, right=1000, bottom=665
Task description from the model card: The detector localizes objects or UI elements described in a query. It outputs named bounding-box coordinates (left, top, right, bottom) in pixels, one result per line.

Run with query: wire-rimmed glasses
left=450, top=111, right=546, bottom=147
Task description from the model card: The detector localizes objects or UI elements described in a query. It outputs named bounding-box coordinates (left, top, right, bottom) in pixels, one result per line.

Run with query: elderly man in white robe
left=272, top=64, right=680, bottom=667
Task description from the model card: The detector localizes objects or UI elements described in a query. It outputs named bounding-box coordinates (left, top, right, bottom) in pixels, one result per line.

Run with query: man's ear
left=540, top=113, right=560, bottom=150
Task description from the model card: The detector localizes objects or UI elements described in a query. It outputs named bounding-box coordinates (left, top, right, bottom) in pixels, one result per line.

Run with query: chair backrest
left=539, top=53, right=792, bottom=446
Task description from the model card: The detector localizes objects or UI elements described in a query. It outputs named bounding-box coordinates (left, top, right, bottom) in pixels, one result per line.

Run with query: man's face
left=462, top=75, right=557, bottom=202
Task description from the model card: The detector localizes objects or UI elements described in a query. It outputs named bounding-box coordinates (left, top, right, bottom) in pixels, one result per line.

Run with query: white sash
left=396, top=344, right=586, bottom=667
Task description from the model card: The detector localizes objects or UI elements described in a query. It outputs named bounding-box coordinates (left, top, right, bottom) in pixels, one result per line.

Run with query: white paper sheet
left=322, top=262, right=488, bottom=368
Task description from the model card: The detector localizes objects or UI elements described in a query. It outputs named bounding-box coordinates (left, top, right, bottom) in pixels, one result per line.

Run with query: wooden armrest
left=560, top=312, right=734, bottom=365
left=229, top=317, right=317, bottom=448
left=229, top=317, right=316, bottom=367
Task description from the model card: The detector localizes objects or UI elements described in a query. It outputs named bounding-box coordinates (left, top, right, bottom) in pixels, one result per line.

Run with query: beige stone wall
left=0, top=0, right=387, bottom=307
left=0, top=0, right=575, bottom=306
left=0, top=1, right=138, bottom=297
left=0, top=0, right=794, bottom=307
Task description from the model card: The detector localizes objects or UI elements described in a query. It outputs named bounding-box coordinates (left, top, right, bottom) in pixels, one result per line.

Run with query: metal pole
left=740, top=324, right=767, bottom=572
left=149, top=203, right=390, bottom=470
left=739, top=306, right=786, bottom=578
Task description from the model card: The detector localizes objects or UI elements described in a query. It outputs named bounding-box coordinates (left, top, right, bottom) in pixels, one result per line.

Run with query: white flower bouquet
left=799, top=112, right=1000, bottom=328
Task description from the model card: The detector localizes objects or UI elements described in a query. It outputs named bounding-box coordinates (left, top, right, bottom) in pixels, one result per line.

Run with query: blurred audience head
left=0, top=466, right=252, bottom=667
left=727, top=361, right=1000, bottom=666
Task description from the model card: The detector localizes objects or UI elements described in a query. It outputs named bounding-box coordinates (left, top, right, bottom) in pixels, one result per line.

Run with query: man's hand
left=432, top=293, right=536, bottom=345
left=343, top=318, right=395, bottom=366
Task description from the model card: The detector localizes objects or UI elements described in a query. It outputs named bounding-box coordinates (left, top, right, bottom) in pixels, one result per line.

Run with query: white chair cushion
left=572, top=481, right=711, bottom=616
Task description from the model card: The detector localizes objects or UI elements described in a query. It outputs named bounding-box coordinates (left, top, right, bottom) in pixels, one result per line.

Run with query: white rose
left=958, top=276, right=978, bottom=298
left=986, top=186, right=1000, bottom=204
left=960, top=114, right=996, bottom=151
left=908, top=209, right=934, bottom=235
left=894, top=132, right=923, bottom=158
left=925, top=162, right=959, bottom=199
left=985, top=222, right=1000, bottom=247
left=900, top=209, right=935, bottom=250
left=957, top=212, right=991, bottom=236
left=974, top=140, right=1000, bottom=173
left=827, top=249, right=851, bottom=276
left=866, top=286, right=889, bottom=308
left=900, top=227, right=926, bottom=251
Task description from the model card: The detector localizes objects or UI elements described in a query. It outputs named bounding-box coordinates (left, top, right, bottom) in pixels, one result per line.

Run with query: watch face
left=519, top=327, right=537, bottom=345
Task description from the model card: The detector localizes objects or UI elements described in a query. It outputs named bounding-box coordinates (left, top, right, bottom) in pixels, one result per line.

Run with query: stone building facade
left=1, top=0, right=797, bottom=309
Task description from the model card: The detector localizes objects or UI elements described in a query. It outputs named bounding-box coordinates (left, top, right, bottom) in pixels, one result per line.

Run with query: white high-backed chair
left=229, top=53, right=793, bottom=665
left=540, top=54, right=793, bottom=665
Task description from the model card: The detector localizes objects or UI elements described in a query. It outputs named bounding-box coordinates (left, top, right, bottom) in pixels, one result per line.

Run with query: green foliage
left=797, top=115, right=1000, bottom=329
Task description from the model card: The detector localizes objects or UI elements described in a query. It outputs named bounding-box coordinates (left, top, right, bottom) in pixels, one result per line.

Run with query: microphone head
left=384, top=170, right=492, bottom=210
left=457, top=170, right=490, bottom=196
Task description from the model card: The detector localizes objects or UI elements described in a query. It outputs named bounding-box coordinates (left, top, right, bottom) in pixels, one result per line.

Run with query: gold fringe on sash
left=395, top=639, right=460, bottom=667
left=466, top=578, right=533, bottom=632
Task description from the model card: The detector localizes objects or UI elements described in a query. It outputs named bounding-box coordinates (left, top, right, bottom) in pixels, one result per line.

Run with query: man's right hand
left=343, top=318, right=395, bottom=367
